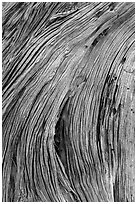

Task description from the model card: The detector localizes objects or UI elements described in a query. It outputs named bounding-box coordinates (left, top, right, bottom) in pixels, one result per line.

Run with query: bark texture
left=2, top=2, right=135, bottom=202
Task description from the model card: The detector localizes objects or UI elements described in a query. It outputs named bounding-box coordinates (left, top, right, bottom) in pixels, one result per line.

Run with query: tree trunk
left=2, top=2, right=135, bottom=202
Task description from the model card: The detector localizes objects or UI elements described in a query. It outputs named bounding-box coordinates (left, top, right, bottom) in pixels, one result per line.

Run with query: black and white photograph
left=2, top=1, right=135, bottom=202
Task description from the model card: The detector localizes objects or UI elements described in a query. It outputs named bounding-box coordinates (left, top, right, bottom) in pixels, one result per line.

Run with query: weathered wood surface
left=2, top=2, right=135, bottom=202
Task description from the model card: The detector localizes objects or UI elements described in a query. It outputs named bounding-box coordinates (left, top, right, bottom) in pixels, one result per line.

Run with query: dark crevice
left=92, top=27, right=110, bottom=47
left=113, top=173, right=119, bottom=201
left=113, top=107, right=117, bottom=115
left=92, top=38, right=99, bottom=47
left=121, top=56, right=126, bottom=64
left=54, top=98, right=69, bottom=173
left=96, top=10, right=104, bottom=18
left=109, top=3, right=115, bottom=11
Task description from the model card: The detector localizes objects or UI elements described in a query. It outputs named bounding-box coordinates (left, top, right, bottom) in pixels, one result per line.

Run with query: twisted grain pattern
left=2, top=2, right=135, bottom=202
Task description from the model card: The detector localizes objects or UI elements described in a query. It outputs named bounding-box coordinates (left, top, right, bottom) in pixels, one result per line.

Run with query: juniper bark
left=2, top=2, right=135, bottom=202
